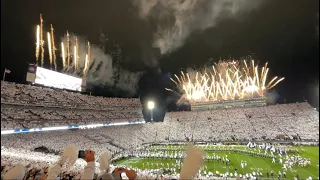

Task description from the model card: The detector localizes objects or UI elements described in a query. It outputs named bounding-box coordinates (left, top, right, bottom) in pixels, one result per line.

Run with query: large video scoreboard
left=26, top=64, right=85, bottom=92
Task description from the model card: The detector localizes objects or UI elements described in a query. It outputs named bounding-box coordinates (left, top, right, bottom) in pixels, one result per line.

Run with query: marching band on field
left=111, top=143, right=313, bottom=179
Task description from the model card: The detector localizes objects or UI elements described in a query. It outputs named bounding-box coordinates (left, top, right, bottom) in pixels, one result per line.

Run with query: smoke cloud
left=133, top=0, right=263, bottom=55
left=60, top=34, right=142, bottom=96
left=265, top=90, right=280, bottom=105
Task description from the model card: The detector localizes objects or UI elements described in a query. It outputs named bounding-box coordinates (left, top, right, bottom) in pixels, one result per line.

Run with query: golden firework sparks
left=75, top=37, right=79, bottom=70
left=47, top=32, right=52, bottom=68
left=35, top=25, right=40, bottom=63
left=50, top=24, right=57, bottom=71
left=83, top=54, right=89, bottom=76
left=40, top=14, right=44, bottom=67
left=73, top=45, right=77, bottom=71
left=172, top=60, right=284, bottom=102
left=66, top=30, right=70, bottom=67
left=61, top=42, right=66, bottom=69
left=83, top=41, right=91, bottom=77
left=87, top=41, right=91, bottom=66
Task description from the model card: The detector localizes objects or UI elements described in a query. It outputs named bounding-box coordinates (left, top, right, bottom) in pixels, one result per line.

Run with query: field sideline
left=116, top=145, right=319, bottom=179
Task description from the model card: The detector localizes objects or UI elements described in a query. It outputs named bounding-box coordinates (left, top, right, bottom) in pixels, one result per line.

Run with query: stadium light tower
left=147, top=101, right=155, bottom=122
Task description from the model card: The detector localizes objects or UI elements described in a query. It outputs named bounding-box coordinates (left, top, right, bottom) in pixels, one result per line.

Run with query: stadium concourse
left=1, top=81, right=319, bottom=179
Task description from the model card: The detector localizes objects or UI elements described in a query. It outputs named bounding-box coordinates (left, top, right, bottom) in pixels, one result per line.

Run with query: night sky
left=1, top=0, right=319, bottom=112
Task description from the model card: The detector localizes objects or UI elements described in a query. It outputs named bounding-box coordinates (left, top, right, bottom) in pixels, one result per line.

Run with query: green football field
left=115, top=145, right=319, bottom=179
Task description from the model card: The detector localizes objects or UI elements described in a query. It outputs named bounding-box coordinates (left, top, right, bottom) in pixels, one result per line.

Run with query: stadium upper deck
left=1, top=81, right=142, bottom=111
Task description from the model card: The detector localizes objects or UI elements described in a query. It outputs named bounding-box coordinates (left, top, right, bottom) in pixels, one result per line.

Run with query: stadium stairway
left=138, top=129, right=148, bottom=140
left=108, top=141, right=126, bottom=151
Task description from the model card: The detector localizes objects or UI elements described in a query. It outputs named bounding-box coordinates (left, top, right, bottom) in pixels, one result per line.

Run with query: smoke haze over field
left=61, top=34, right=141, bottom=96
left=133, top=0, right=263, bottom=55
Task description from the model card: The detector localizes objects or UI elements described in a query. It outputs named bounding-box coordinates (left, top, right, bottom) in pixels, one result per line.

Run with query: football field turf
left=116, top=145, right=319, bottom=179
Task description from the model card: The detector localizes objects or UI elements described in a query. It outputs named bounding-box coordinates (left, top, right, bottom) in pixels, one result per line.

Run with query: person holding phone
left=80, top=150, right=95, bottom=180
left=111, top=168, right=137, bottom=180
left=45, top=149, right=95, bottom=180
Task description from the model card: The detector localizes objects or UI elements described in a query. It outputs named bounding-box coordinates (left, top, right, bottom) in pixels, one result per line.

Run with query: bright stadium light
left=147, top=101, right=155, bottom=122
left=148, top=101, right=155, bottom=110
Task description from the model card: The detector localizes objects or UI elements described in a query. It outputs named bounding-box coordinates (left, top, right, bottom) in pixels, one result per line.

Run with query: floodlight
left=148, top=101, right=155, bottom=110
left=147, top=101, right=155, bottom=122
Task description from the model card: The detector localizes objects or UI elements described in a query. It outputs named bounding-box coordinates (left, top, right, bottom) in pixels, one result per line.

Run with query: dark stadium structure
left=138, top=70, right=167, bottom=122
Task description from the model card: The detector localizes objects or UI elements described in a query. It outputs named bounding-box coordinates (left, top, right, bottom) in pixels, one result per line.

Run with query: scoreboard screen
left=35, top=67, right=83, bottom=91
left=26, top=65, right=84, bottom=92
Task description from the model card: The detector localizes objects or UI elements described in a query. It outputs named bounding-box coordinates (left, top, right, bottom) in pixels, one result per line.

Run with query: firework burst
left=40, top=14, right=44, bottom=67
left=35, top=25, right=40, bottom=62
left=66, top=30, right=71, bottom=67
left=171, top=60, right=284, bottom=102
left=50, top=24, right=57, bottom=71
left=61, top=42, right=66, bottom=69
left=83, top=42, right=91, bottom=77
left=73, top=45, right=77, bottom=71
left=47, top=32, right=52, bottom=69
left=74, top=37, right=79, bottom=71
left=33, top=14, right=92, bottom=78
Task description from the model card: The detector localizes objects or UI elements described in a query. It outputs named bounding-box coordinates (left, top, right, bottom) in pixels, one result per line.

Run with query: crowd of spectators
left=1, top=81, right=141, bottom=110
left=1, top=106, right=143, bottom=130
left=164, top=102, right=319, bottom=141
left=1, top=82, right=319, bottom=179
left=1, top=102, right=318, bottom=151
left=1, top=103, right=318, bottom=144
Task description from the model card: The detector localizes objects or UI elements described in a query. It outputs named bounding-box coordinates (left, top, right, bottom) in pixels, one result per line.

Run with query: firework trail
left=50, top=24, right=57, bottom=71
left=35, top=25, right=40, bottom=63
left=84, top=54, right=89, bottom=76
left=171, top=60, right=284, bottom=102
left=83, top=41, right=91, bottom=76
left=75, top=37, right=79, bottom=70
left=40, top=14, right=44, bottom=67
left=73, top=45, right=77, bottom=72
left=61, top=42, right=66, bottom=69
left=66, top=31, right=70, bottom=67
left=87, top=41, right=91, bottom=65
left=47, top=32, right=52, bottom=68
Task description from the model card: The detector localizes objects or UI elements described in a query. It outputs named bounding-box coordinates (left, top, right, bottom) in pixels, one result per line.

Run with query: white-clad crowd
left=1, top=103, right=319, bottom=142
left=1, top=81, right=319, bottom=179
left=1, top=81, right=319, bottom=142
left=164, top=102, right=319, bottom=141
left=1, top=103, right=318, bottom=166
left=1, top=81, right=141, bottom=110
left=1, top=106, right=143, bottom=130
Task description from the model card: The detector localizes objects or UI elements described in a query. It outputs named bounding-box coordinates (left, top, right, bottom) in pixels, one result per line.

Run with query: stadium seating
left=1, top=81, right=319, bottom=180
left=1, top=103, right=318, bottom=143
left=1, top=81, right=141, bottom=110
left=1, top=106, right=143, bottom=130
left=1, top=82, right=318, bottom=142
